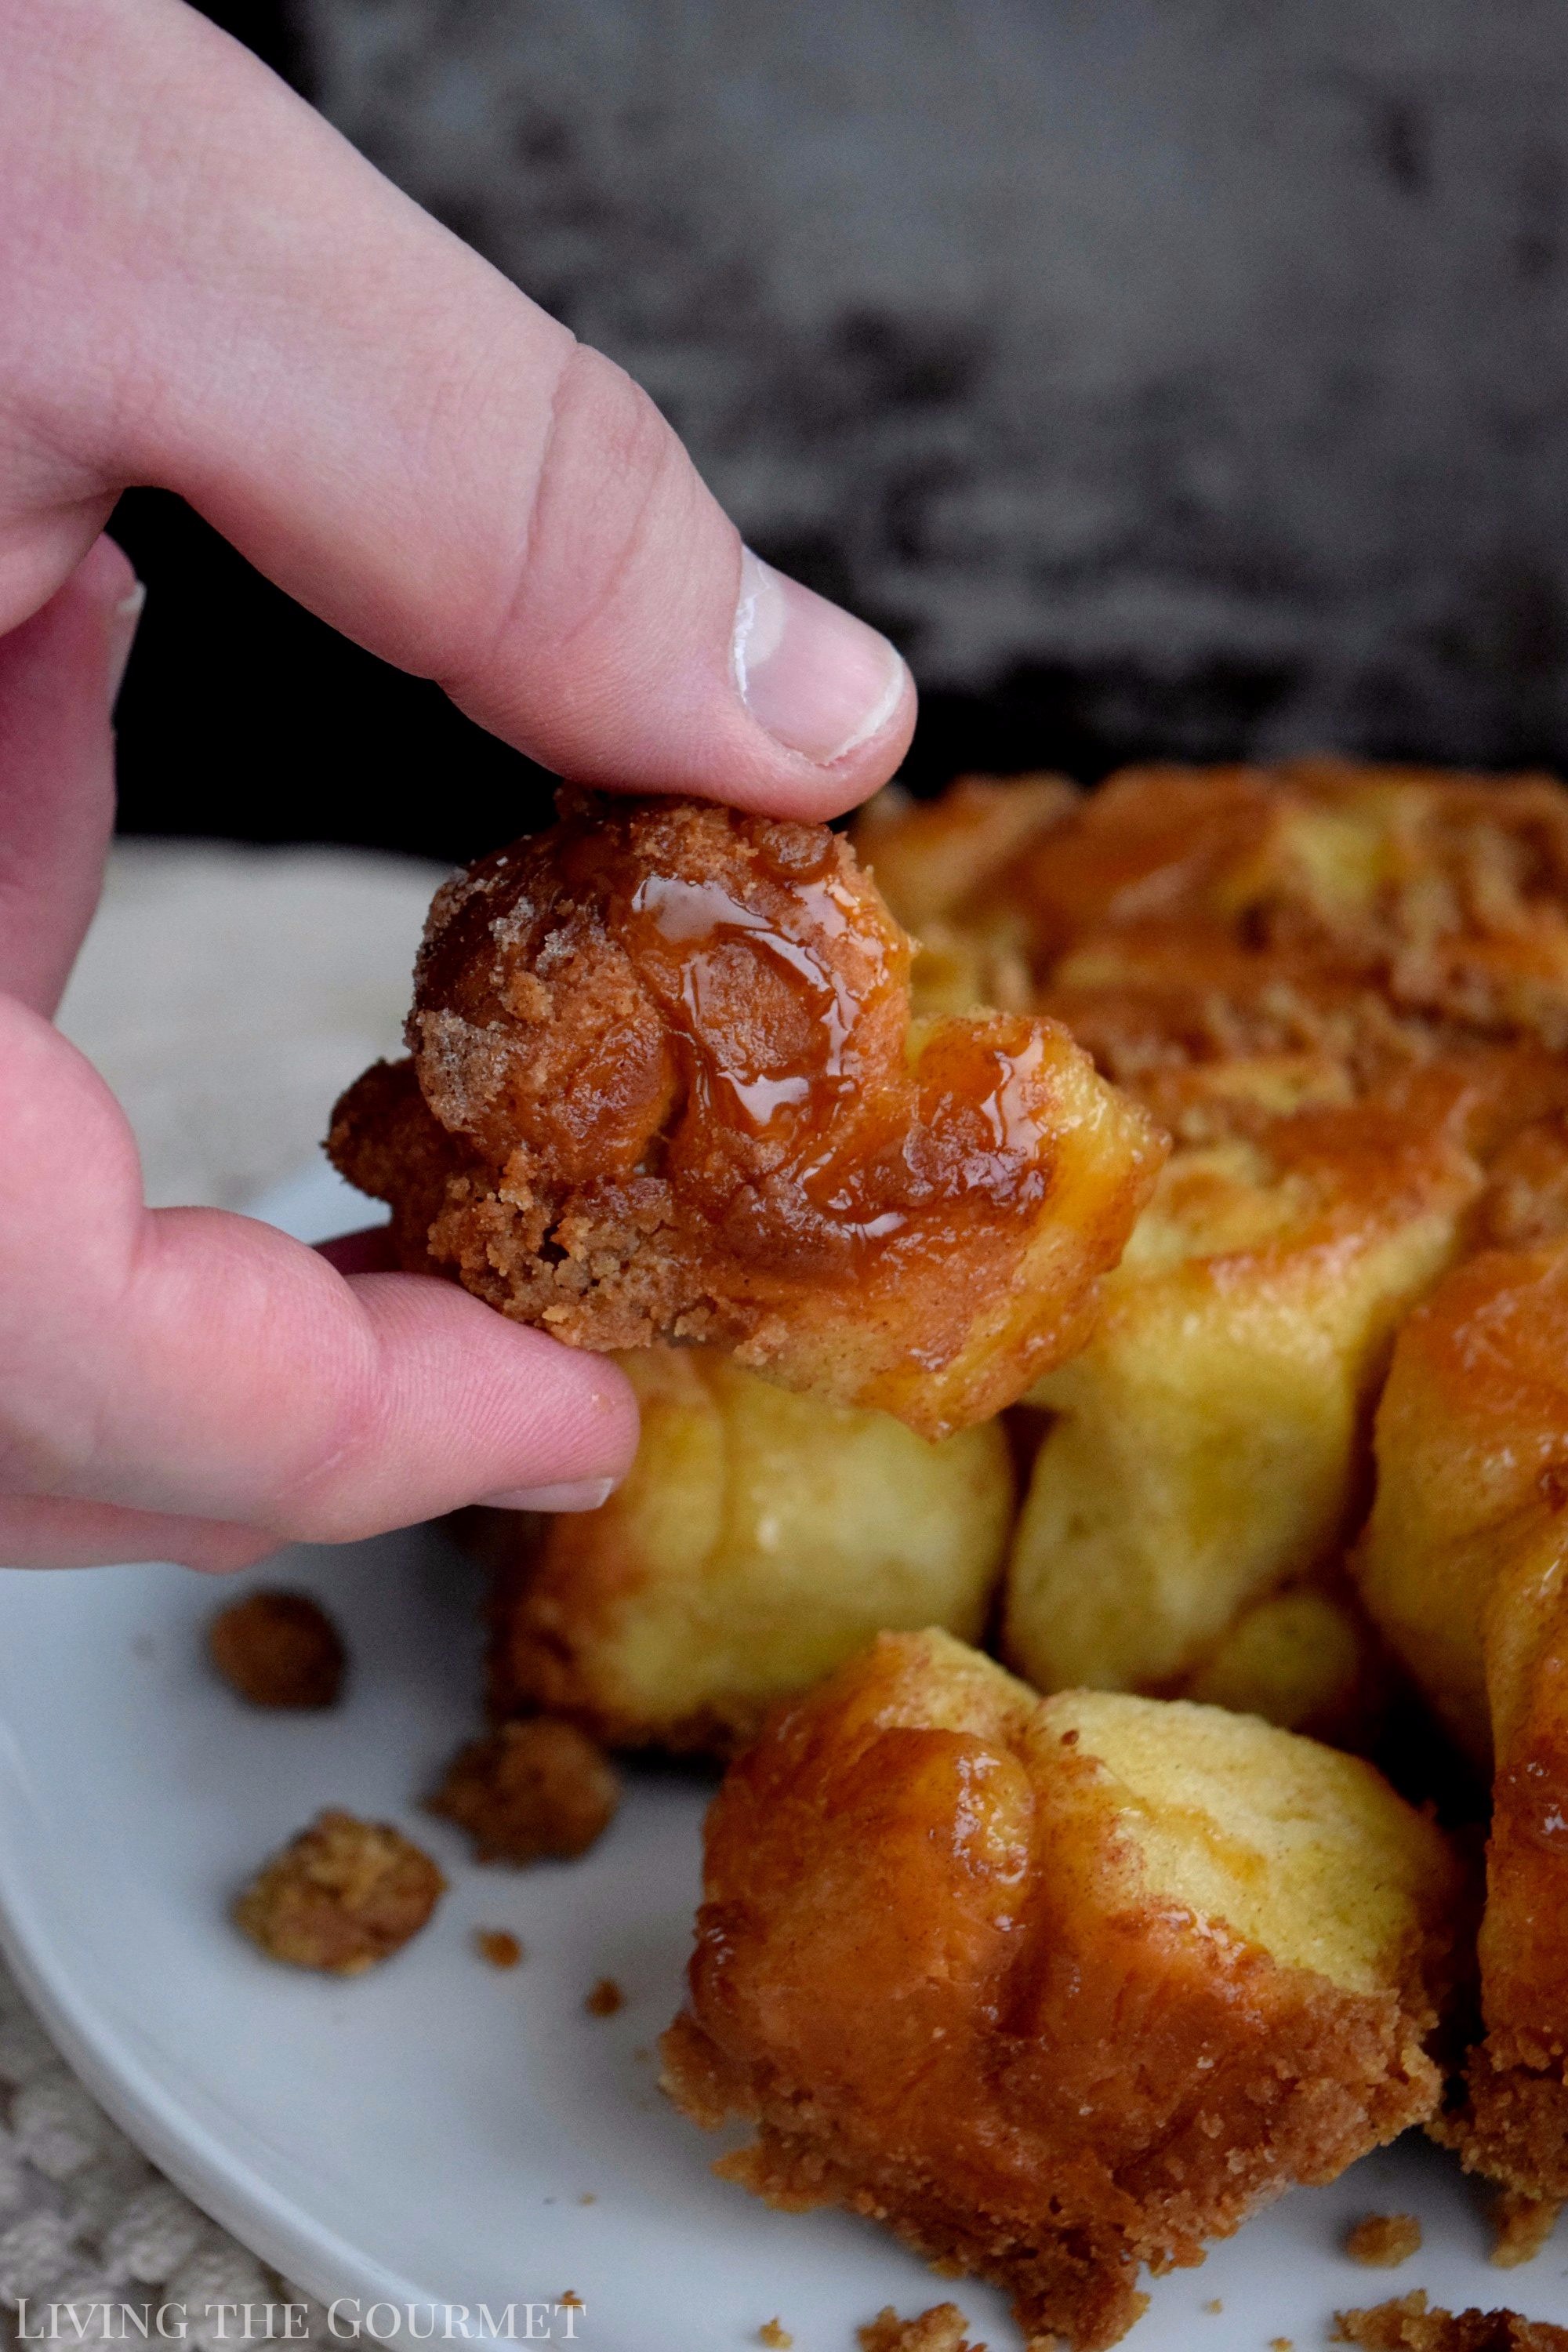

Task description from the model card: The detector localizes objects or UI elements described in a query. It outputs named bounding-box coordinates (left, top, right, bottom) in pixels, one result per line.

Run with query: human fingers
left=2, top=0, right=913, bottom=820
left=0, top=534, right=141, bottom=1015
left=0, top=997, right=638, bottom=1544
left=0, top=1494, right=276, bottom=1573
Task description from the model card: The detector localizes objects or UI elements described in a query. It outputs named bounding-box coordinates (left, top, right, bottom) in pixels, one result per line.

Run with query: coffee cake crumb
left=1205, top=2303, right=1224, bottom=2315
left=1270, top=2338, right=1294, bottom=2350
left=209, top=1591, right=345, bottom=1709
left=856, top=2307, right=982, bottom=2352
left=1348, top=2216, right=1424, bottom=2268
left=757, top=2324, right=792, bottom=2349
left=585, top=1978, right=623, bottom=2017
left=1494, top=2194, right=1563, bottom=2270
left=474, top=1928, right=522, bottom=1969
left=429, top=1719, right=619, bottom=1865
left=1334, top=2291, right=1568, bottom=2349
left=234, top=1810, right=444, bottom=1974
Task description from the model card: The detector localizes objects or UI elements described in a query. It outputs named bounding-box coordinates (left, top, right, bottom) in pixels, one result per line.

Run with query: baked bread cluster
left=326, top=760, right=1568, bottom=2343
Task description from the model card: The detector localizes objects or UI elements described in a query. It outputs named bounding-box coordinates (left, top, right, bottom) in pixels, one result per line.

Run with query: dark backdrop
left=112, top=0, right=1568, bottom=860
left=110, top=0, right=566, bottom=863
left=111, top=0, right=1024, bottom=860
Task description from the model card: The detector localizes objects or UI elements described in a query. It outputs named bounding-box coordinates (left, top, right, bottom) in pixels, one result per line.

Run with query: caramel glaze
left=329, top=793, right=1162, bottom=1436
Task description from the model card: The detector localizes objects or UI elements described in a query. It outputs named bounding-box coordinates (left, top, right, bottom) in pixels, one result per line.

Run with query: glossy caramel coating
left=661, top=1632, right=1460, bottom=2351
left=328, top=793, right=1163, bottom=1437
left=1359, top=1240, right=1568, bottom=2203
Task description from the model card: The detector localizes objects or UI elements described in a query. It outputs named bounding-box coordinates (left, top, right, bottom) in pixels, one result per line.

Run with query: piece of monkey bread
left=1356, top=1236, right=1568, bottom=2205
left=860, top=759, right=1568, bottom=1088
left=661, top=1629, right=1461, bottom=2352
left=855, top=761, right=1568, bottom=1717
left=483, top=1345, right=1013, bottom=1754
left=1002, top=1070, right=1481, bottom=1708
left=327, top=792, right=1163, bottom=1438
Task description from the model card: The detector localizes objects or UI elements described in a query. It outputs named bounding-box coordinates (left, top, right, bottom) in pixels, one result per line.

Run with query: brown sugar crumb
left=757, top=2325, right=793, bottom=2349
left=558, top=2292, right=583, bottom=2310
left=1494, top=2194, right=1563, bottom=2270
left=234, top=1810, right=444, bottom=1975
left=428, top=1719, right=619, bottom=1865
left=1348, top=2216, right=1424, bottom=2269
left=474, top=1927, right=523, bottom=1969
left=857, top=2307, right=982, bottom=2352
left=1205, top=2303, right=1224, bottom=2316
left=1270, top=2339, right=1294, bottom=2350
left=584, top=1976, right=623, bottom=2018
left=209, top=1591, right=346, bottom=1709
left=1334, top=2291, right=1568, bottom=2350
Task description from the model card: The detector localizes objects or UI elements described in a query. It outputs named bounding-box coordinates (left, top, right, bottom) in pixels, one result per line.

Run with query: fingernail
left=479, top=1477, right=617, bottom=1512
left=107, top=580, right=146, bottom=710
left=732, top=547, right=907, bottom=764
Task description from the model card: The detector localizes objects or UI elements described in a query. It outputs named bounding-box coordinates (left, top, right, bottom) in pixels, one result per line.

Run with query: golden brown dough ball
left=662, top=1630, right=1461, bottom=2352
left=1004, top=1085, right=1479, bottom=1707
left=485, top=1345, right=1014, bottom=1755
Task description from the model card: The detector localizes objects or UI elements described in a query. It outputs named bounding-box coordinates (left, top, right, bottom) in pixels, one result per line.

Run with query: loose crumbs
left=857, top=2307, right=982, bottom=2352
left=1348, top=2216, right=1424, bottom=2269
left=1494, top=2194, right=1562, bottom=2270
left=474, top=1928, right=523, bottom=1969
left=1334, top=2290, right=1568, bottom=2348
left=585, top=1976, right=624, bottom=2017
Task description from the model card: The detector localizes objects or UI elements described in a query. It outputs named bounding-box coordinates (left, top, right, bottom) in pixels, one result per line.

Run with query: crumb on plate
left=757, top=2324, right=793, bottom=2349
left=1204, top=2303, right=1224, bottom=2315
left=1348, top=2216, right=1424, bottom=2268
left=585, top=1978, right=622, bottom=2018
left=474, top=1927, right=523, bottom=1969
left=234, top=1809, right=444, bottom=1974
left=208, top=1590, right=346, bottom=1709
left=857, top=2307, right=982, bottom=2352
left=429, top=1719, right=620, bottom=1864
left=1335, top=2292, right=1568, bottom=2349
left=1494, top=2194, right=1563, bottom=2270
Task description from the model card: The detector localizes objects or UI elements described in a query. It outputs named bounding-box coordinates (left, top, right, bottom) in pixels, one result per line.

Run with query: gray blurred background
left=114, top=0, right=1568, bottom=856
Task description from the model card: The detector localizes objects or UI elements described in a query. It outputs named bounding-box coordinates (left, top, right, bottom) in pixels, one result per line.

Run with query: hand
left=0, top=0, right=916, bottom=1569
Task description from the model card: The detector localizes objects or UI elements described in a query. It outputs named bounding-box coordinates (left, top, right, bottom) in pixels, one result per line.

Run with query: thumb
left=5, top=0, right=913, bottom=819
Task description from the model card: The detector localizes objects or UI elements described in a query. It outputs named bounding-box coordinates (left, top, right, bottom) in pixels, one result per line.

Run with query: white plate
left=0, top=1161, right=1558, bottom=2350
